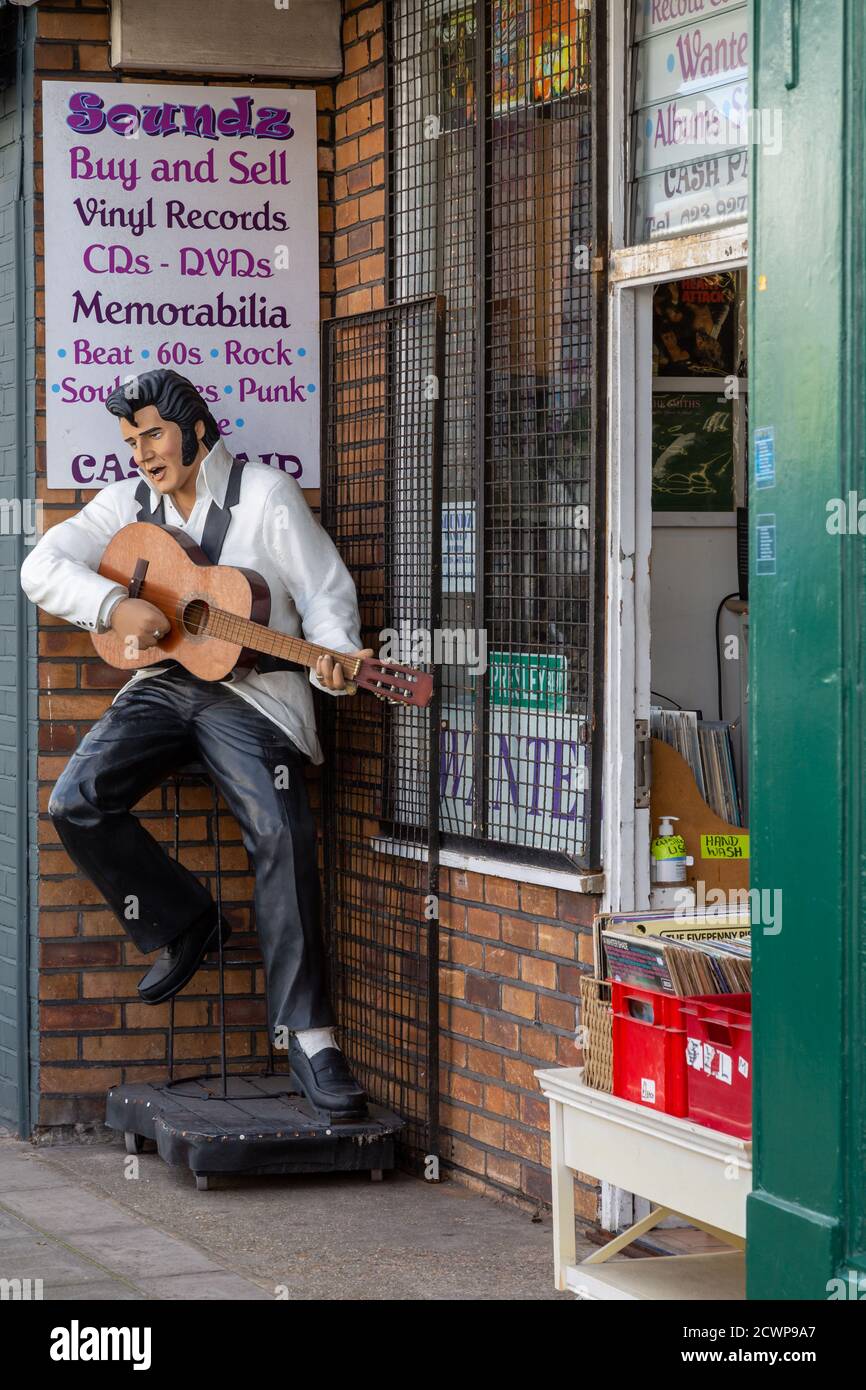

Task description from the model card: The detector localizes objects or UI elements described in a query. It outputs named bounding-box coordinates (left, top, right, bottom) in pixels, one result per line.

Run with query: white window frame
left=599, top=0, right=748, bottom=1231
left=602, top=0, right=747, bottom=921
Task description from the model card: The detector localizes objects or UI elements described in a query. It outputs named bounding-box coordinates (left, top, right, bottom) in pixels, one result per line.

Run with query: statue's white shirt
left=20, top=439, right=361, bottom=763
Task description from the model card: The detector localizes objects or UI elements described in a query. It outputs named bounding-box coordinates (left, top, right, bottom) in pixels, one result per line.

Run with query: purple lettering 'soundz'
left=66, top=92, right=294, bottom=142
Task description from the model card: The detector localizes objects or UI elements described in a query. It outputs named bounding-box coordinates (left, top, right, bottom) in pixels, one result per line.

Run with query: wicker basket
left=578, top=974, right=613, bottom=1093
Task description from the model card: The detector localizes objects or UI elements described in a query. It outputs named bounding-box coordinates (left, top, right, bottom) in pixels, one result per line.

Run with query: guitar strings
left=139, top=585, right=366, bottom=678
left=134, top=583, right=418, bottom=695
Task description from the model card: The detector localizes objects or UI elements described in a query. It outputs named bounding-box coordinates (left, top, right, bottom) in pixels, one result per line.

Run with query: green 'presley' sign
left=488, top=651, right=568, bottom=712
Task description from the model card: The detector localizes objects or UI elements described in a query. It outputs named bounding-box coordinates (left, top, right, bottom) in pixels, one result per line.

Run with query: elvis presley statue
left=21, top=369, right=376, bottom=1119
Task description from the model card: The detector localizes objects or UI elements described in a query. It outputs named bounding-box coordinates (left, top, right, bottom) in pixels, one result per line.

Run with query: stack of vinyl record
left=603, top=923, right=751, bottom=997
left=651, top=706, right=742, bottom=825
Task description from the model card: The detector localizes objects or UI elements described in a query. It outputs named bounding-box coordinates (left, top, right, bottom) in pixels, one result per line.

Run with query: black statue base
left=105, top=1073, right=405, bottom=1191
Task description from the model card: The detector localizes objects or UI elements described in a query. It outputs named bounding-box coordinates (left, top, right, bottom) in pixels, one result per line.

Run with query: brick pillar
left=334, top=0, right=385, bottom=317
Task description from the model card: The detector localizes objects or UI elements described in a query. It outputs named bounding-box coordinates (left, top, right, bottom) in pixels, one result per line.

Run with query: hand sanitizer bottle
left=651, top=815, right=687, bottom=883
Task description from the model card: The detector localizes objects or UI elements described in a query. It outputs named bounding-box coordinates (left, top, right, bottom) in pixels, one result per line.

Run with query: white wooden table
left=535, top=1066, right=750, bottom=1300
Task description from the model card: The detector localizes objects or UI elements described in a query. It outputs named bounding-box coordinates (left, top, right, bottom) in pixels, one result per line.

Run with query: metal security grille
left=388, top=0, right=605, bottom=868
left=321, top=298, right=444, bottom=1164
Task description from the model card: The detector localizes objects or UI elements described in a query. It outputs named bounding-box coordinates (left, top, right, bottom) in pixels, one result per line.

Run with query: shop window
left=387, top=0, right=604, bottom=869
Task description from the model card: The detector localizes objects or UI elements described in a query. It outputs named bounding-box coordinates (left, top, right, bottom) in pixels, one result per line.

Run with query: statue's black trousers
left=48, top=667, right=336, bottom=1032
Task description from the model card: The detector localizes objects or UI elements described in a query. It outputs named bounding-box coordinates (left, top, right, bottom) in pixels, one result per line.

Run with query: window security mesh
left=321, top=299, right=444, bottom=1163
left=388, top=0, right=604, bottom=868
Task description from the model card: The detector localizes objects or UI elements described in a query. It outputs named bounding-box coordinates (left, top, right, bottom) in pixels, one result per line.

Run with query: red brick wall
left=437, top=875, right=599, bottom=1215
left=333, top=0, right=385, bottom=316
left=32, top=0, right=337, bottom=1125
left=31, top=0, right=604, bottom=1233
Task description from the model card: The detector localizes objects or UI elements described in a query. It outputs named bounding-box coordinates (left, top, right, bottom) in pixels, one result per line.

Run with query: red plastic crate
left=681, top=994, right=752, bottom=1138
left=611, top=982, right=688, bottom=1116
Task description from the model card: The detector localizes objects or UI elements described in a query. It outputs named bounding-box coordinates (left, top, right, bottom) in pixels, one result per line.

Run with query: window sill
left=369, top=836, right=604, bottom=897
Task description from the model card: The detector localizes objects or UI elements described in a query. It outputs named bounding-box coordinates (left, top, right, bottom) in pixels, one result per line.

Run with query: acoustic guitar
left=91, top=522, right=433, bottom=709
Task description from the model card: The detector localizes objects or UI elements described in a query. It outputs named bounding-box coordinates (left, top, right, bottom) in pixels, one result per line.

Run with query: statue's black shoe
left=138, top=914, right=231, bottom=1005
left=288, top=1036, right=369, bottom=1121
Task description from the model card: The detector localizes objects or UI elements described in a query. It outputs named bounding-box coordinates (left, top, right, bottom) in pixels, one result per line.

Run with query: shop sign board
left=392, top=702, right=588, bottom=853
left=42, top=81, right=321, bottom=489
left=633, top=7, right=748, bottom=107
left=633, top=150, right=748, bottom=243
left=394, top=700, right=589, bottom=850
left=438, top=704, right=588, bottom=850
left=630, top=0, right=750, bottom=243
left=633, top=0, right=745, bottom=42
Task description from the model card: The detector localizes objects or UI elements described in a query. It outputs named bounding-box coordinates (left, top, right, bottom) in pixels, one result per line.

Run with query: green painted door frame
left=749, top=0, right=864, bottom=1297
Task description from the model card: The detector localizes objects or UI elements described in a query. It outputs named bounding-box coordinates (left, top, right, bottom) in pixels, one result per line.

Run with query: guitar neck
left=206, top=607, right=361, bottom=677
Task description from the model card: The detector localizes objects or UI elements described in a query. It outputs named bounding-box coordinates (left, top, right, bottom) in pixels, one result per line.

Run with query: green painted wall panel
left=749, top=0, right=857, bottom=1296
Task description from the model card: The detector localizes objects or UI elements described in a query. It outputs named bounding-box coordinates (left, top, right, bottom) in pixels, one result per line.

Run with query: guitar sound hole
left=182, top=599, right=210, bottom=637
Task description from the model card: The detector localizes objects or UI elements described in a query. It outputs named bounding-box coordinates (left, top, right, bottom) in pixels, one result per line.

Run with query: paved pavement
left=0, top=1135, right=584, bottom=1300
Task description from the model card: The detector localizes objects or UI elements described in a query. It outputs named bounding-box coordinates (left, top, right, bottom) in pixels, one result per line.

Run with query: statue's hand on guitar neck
left=315, top=647, right=401, bottom=704
left=314, top=646, right=369, bottom=695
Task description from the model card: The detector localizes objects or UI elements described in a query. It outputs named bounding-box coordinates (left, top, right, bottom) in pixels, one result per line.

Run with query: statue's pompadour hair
left=105, top=369, right=221, bottom=466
